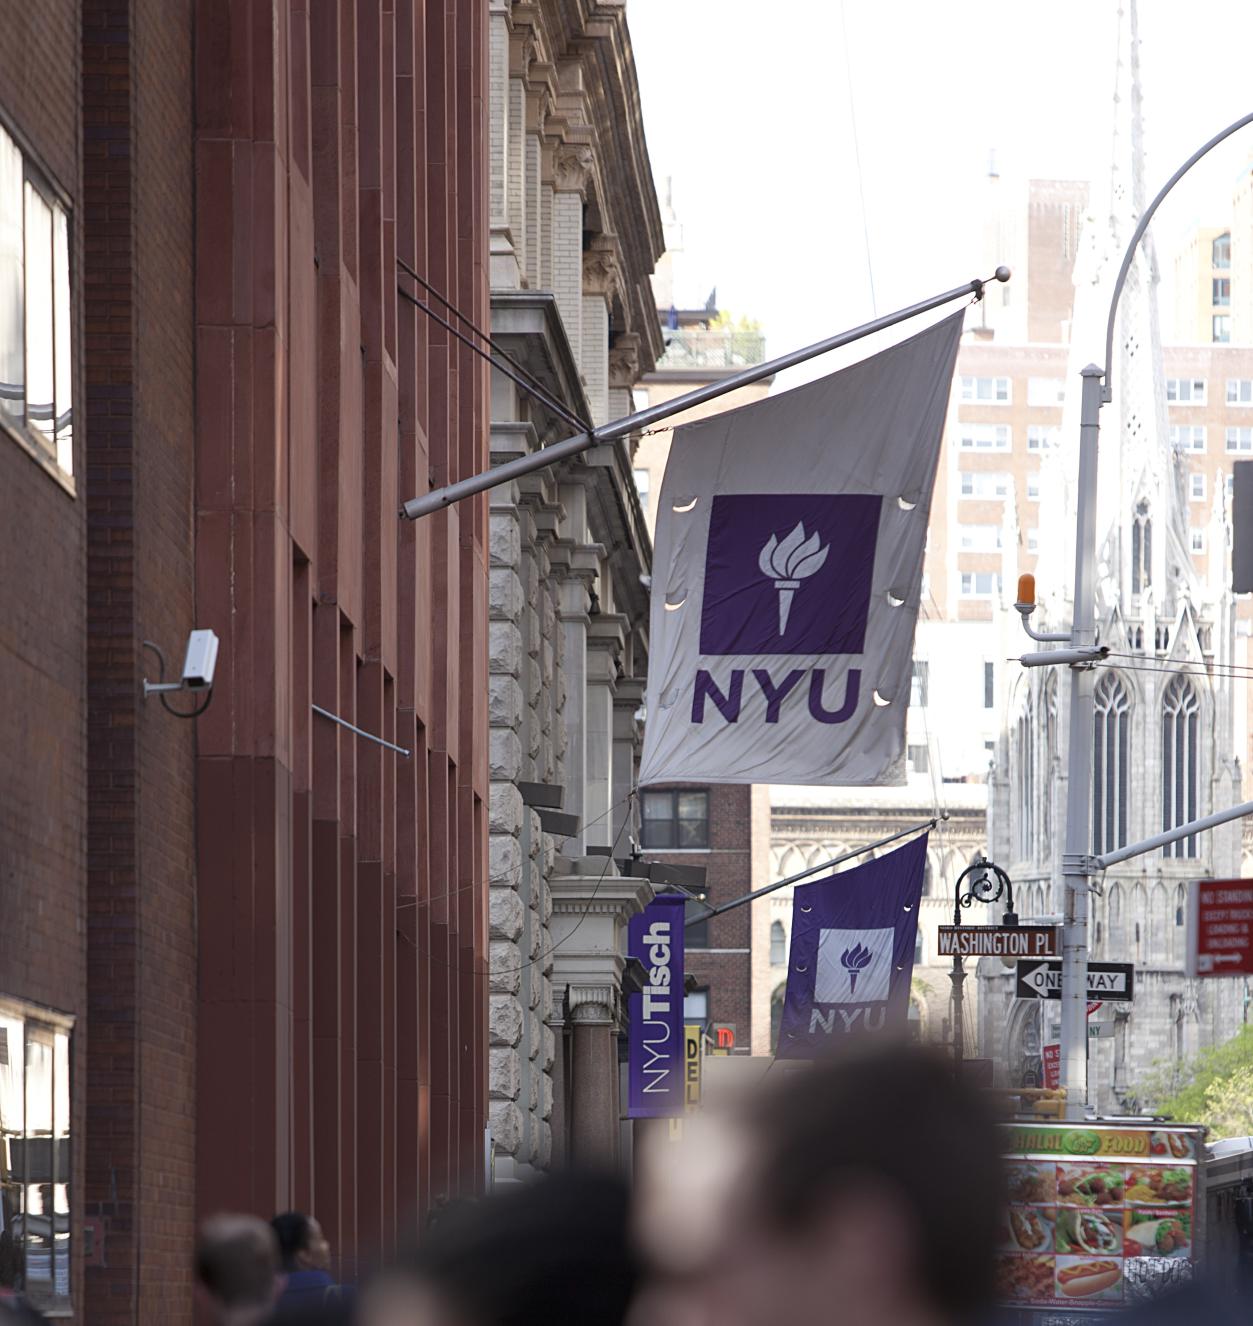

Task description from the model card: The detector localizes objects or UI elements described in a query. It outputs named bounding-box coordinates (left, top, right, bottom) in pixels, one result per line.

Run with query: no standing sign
left=1187, top=879, right=1253, bottom=977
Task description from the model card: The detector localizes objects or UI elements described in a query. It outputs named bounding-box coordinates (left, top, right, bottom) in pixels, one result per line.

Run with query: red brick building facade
left=0, top=4, right=491, bottom=1320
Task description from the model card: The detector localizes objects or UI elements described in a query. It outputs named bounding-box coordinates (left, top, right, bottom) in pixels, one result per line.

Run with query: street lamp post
left=1017, top=109, right=1253, bottom=1120
left=950, top=857, right=1015, bottom=1067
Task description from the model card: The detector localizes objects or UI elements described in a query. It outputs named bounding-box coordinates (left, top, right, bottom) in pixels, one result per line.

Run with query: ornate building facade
left=982, top=1, right=1249, bottom=1111
left=485, top=0, right=663, bottom=1179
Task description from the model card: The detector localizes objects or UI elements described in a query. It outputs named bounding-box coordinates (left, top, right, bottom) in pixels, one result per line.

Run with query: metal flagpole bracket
left=400, top=269, right=1011, bottom=521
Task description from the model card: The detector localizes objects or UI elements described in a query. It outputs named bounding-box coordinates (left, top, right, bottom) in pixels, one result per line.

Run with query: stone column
left=567, top=985, right=620, bottom=1167
left=612, top=678, right=644, bottom=850
left=489, top=2, right=521, bottom=289
left=581, top=236, right=620, bottom=427
left=608, top=334, right=641, bottom=431
left=585, top=617, right=625, bottom=851
left=552, top=145, right=593, bottom=364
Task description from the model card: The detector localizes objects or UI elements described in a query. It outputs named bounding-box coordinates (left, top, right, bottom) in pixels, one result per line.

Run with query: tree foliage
left=1137, top=1025, right=1253, bottom=1137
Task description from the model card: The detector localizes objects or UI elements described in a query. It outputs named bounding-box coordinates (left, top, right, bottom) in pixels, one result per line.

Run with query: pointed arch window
left=1043, top=675, right=1059, bottom=843
left=770, top=920, right=786, bottom=966
left=1162, top=676, right=1200, bottom=857
left=1108, top=883, right=1124, bottom=955
left=1132, top=501, right=1152, bottom=595
left=1093, top=673, right=1130, bottom=854
left=1016, top=691, right=1036, bottom=861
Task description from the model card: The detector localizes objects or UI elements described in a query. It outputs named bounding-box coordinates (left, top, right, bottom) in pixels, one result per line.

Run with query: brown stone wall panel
left=287, top=173, right=319, bottom=557
left=355, top=858, right=385, bottom=1260
left=250, top=510, right=293, bottom=766
left=338, top=832, right=359, bottom=1276
left=289, top=2, right=313, bottom=182
left=310, top=815, right=344, bottom=1253
left=292, top=787, right=314, bottom=1212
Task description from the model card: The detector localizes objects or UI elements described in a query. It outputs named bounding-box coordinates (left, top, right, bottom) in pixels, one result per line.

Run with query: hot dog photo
left=1055, top=1255, right=1124, bottom=1301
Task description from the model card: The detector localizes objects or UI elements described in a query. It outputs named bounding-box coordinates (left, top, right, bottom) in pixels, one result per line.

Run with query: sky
left=628, top=0, right=1253, bottom=389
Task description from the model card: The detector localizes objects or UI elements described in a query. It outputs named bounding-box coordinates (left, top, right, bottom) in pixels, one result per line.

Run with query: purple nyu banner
left=776, top=835, right=927, bottom=1059
left=627, top=894, right=686, bottom=1117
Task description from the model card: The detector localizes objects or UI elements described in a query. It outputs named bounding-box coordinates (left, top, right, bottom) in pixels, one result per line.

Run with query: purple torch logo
left=840, top=942, right=873, bottom=996
left=757, top=523, right=830, bottom=636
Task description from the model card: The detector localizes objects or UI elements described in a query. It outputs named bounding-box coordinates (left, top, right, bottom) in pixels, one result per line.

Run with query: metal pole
left=685, top=815, right=939, bottom=926
left=1093, top=795, right=1253, bottom=868
left=951, top=955, right=965, bottom=1065
left=1059, top=366, right=1104, bottom=1119
left=401, top=270, right=1011, bottom=520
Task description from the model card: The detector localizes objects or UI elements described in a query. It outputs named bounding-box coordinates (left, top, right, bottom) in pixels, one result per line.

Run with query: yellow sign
left=1004, top=1124, right=1197, bottom=1163
left=684, top=1023, right=702, bottom=1110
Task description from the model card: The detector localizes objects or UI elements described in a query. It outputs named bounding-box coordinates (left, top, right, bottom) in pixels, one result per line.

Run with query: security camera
left=181, top=629, right=220, bottom=690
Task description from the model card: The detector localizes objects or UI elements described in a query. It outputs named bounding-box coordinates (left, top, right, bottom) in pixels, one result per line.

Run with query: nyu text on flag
left=775, top=834, right=927, bottom=1058
left=639, top=312, right=963, bottom=786
left=627, top=893, right=686, bottom=1117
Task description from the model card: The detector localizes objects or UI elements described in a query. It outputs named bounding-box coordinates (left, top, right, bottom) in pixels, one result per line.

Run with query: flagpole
left=684, top=814, right=941, bottom=928
left=400, top=269, right=1011, bottom=521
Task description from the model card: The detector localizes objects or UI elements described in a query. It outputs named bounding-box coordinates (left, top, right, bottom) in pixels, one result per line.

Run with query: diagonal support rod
left=683, top=815, right=941, bottom=927
left=401, top=268, right=1011, bottom=520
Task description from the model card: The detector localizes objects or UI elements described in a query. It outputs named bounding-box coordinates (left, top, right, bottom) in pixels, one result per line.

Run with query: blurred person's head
left=196, top=1214, right=283, bottom=1326
left=670, top=1046, right=1005, bottom=1326
left=271, top=1211, right=333, bottom=1274
left=361, top=1171, right=638, bottom=1326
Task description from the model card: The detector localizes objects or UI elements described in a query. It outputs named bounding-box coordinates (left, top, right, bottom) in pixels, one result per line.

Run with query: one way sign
left=1015, top=960, right=1135, bottom=1003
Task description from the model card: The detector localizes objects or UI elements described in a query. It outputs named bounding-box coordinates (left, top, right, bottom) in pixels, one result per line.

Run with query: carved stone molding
left=582, top=234, right=620, bottom=299
left=553, top=144, right=594, bottom=195
left=607, top=332, right=641, bottom=389
left=567, top=983, right=617, bottom=1025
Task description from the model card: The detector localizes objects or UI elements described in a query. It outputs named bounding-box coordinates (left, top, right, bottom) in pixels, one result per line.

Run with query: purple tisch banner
left=627, top=893, right=686, bottom=1117
left=776, top=834, right=926, bottom=1059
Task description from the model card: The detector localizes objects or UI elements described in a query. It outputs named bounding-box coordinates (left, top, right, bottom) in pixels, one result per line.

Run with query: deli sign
left=937, top=925, right=1058, bottom=959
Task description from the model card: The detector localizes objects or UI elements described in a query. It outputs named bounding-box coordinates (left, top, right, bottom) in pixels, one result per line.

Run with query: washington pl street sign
left=1015, top=960, right=1135, bottom=1002
left=937, top=925, right=1059, bottom=959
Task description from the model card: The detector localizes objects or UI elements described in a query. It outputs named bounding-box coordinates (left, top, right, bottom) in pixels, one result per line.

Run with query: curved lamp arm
left=1103, top=110, right=1253, bottom=400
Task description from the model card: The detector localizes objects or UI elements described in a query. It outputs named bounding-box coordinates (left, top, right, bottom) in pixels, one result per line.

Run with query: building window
left=769, top=921, right=786, bottom=966
left=1026, top=473, right=1040, bottom=501
left=1027, top=377, right=1065, bottom=406
left=1169, top=425, right=1206, bottom=452
left=1162, top=676, right=1200, bottom=858
left=632, top=467, right=650, bottom=512
left=984, top=661, right=995, bottom=708
left=1016, top=692, right=1035, bottom=861
left=960, top=571, right=1001, bottom=597
left=1190, top=473, right=1206, bottom=502
left=1213, top=315, right=1231, bottom=343
left=960, top=375, right=1011, bottom=404
left=1213, top=277, right=1231, bottom=306
left=1132, top=500, right=1152, bottom=594
left=957, top=423, right=1011, bottom=451
left=1225, top=426, right=1253, bottom=453
left=1092, top=672, right=1130, bottom=855
left=1227, top=379, right=1253, bottom=405
left=959, top=470, right=1010, bottom=499
left=1026, top=527, right=1039, bottom=553
left=1190, top=529, right=1206, bottom=554
left=907, top=744, right=929, bottom=774
left=684, top=987, right=709, bottom=1026
left=0, top=1003, right=73, bottom=1315
left=1165, top=378, right=1206, bottom=405
left=1213, top=231, right=1231, bottom=269
left=958, top=523, right=1002, bottom=551
left=1044, top=673, right=1059, bottom=843
left=684, top=900, right=710, bottom=949
left=910, top=660, right=929, bottom=706
left=0, top=125, right=74, bottom=480
left=641, top=789, right=709, bottom=849
left=1027, top=426, right=1059, bottom=451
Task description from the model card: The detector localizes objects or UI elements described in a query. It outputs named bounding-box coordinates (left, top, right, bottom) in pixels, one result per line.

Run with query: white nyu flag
left=639, top=312, right=963, bottom=787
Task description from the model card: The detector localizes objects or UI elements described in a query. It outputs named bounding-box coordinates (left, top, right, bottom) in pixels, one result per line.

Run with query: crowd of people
left=1, top=1044, right=1248, bottom=1325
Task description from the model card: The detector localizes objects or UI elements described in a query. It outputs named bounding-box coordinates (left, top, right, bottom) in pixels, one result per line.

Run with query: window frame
left=1225, top=426, right=1253, bottom=453
left=1165, top=378, right=1207, bottom=405
left=1190, top=472, right=1207, bottom=502
left=640, top=788, right=710, bottom=851
left=957, top=423, right=1012, bottom=451
left=959, top=571, right=1001, bottom=598
left=0, top=997, right=74, bottom=1316
left=1227, top=379, right=1253, bottom=406
left=959, top=375, right=1011, bottom=405
left=1169, top=425, right=1206, bottom=452
left=0, top=116, right=75, bottom=493
left=1162, top=677, right=1200, bottom=858
left=1213, top=315, right=1231, bottom=343
left=958, top=470, right=1011, bottom=499
left=1092, top=672, right=1130, bottom=856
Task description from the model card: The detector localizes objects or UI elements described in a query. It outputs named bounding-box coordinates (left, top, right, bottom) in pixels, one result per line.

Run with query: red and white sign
left=1042, top=1042, right=1060, bottom=1090
left=1188, top=879, right=1253, bottom=977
